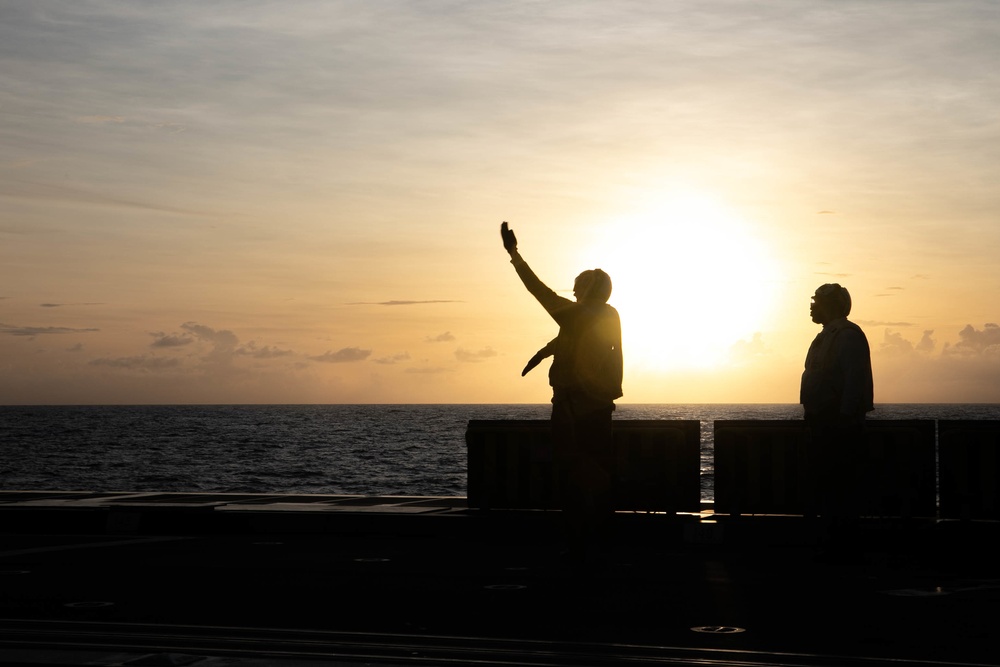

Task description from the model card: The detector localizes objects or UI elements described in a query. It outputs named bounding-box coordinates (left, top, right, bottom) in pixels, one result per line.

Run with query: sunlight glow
left=586, top=191, right=779, bottom=371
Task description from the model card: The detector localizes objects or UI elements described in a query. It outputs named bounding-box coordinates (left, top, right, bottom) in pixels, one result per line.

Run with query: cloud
left=154, top=323, right=291, bottom=363
left=348, top=300, right=462, bottom=306
left=153, top=122, right=186, bottom=134
left=426, top=331, right=456, bottom=343
left=873, top=324, right=1000, bottom=359
left=874, top=324, right=1000, bottom=402
left=89, top=355, right=182, bottom=372
left=947, top=323, right=1000, bottom=356
left=817, top=210, right=836, bottom=215
left=0, top=180, right=215, bottom=217
left=180, top=322, right=238, bottom=348
left=179, top=322, right=240, bottom=366
left=0, top=322, right=99, bottom=337
left=858, top=319, right=914, bottom=328
left=455, top=347, right=498, bottom=363
left=40, top=302, right=103, bottom=308
left=373, top=352, right=411, bottom=365
left=405, top=366, right=452, bottom=374
left=915, top=330, right=936, bottom=353
left=235, top=343, right=294, bottom=359
left=75, top=115, right=185, bottom=133
left=880, top=329, right=914, bottom=355
left=310, top=347, right=372, bottom=363
left=157, top=325, right=290, bottom=360
left=76, top=115, right=125, bottom=124
left=150, top=332, right=194, bottom=348
left=729, top=332, right=769, bottom=363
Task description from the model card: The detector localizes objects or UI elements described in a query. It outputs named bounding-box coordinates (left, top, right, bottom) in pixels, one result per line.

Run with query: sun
left=584, top=192, right=779, bottom=372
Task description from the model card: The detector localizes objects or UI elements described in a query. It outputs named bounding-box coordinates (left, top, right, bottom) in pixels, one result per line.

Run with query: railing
left=939, top=420, right=1000, bottom=520
left=465, top=419, right=700, bottom=513
left=714, top=420, right=936, bottom=518
left=466, top=419, right=1000, bottom=520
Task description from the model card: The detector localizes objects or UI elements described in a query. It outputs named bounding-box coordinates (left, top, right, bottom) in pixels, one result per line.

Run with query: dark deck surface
left=1, top=491, right=999, bottom=667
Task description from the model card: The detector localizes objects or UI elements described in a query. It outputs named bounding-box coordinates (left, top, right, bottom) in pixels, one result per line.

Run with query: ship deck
left=1, top=490, right=999, bottom=667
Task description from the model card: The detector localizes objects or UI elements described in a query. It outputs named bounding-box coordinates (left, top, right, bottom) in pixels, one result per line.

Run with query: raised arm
left=501, top=222, right=572, bottom=317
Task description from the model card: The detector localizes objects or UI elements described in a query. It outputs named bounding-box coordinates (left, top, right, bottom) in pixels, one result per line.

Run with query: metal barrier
left=468, top=418, right=995, bottom=521
left=465, top=419, right=701, bottom=513
left=713, top=420, right=936, bottom=518
left=939, top=420, right=1000, bottom=520
left=713, top=420, right=811, bottom=516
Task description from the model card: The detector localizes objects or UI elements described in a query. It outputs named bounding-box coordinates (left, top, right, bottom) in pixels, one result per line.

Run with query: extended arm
left=501, top=221, right=572, bottom=317
left=522, top=338, right=556, bottom=376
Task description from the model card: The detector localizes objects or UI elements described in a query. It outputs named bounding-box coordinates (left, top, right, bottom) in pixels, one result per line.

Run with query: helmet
left=575, top=269, right=613, bottom=303
left=813, top=283, right=852, bottom=317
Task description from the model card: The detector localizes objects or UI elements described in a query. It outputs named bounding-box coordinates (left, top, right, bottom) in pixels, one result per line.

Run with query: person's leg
left=812, top=422, right=863, bottom=552
left=550, top=393, right=585, bottom=558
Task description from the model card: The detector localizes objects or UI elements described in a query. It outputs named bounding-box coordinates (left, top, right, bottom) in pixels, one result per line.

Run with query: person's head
left=574, top=269, right=613, bottom=303
left=810, top=283, right=851, bottom=324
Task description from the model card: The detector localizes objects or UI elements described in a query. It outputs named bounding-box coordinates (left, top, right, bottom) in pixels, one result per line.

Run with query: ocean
left=2, top=404, right=999, bottom=501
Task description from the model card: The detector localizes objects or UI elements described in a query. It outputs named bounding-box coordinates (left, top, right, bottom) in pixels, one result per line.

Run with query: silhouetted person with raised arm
left=501, top=221, right=623, bottom=562
left=800, top=283, right=874, bottom=551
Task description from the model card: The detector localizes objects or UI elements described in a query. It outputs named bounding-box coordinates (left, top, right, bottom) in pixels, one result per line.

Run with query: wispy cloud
left=0, top=181, right=214, bottom=217
left=150, top=332, right=194, bottom=348
left=373, top=352, right=410, bottom=365
left=74, top=115, right=185, bottom=133
left=455, top=347, right=497, bottom=363
left=40, top=302, right=103, bottom=308
left=405, top=366, right=451, bottom=374
left=858, top=319, right=914, bottom=328
left=0, top=322, right=99, bottom=337
left=89, top=355, right=182, bottom=371
left=236, top=343, right=294, bottom=359
left=76, top=115, right=125, bottom=124
left=309, top=347, right=372, bottom=363
left=426, top=331, right=455, bottom=343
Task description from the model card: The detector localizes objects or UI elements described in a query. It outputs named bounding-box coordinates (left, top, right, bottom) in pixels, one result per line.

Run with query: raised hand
left=500, top=221, right=518, bottom=253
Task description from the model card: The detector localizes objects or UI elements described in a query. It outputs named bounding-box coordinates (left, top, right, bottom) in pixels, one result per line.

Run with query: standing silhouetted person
left=501, top=221, right=623, bottom=561
left=800, top=283, right=873, bottom=548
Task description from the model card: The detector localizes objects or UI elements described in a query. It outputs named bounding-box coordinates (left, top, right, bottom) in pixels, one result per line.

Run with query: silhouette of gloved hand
left=522, top=340, right=554, bottom=376
left=521, top=351, right=546, bottom=376
left=500, top=221, right=518, bottom=253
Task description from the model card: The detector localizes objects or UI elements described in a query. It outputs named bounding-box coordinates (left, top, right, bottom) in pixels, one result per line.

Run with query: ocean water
left=2, top=404, right=998, bottom=500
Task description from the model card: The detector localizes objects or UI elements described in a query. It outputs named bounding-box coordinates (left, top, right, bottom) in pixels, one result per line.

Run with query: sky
left=2, top=0, right=999, bottom=405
